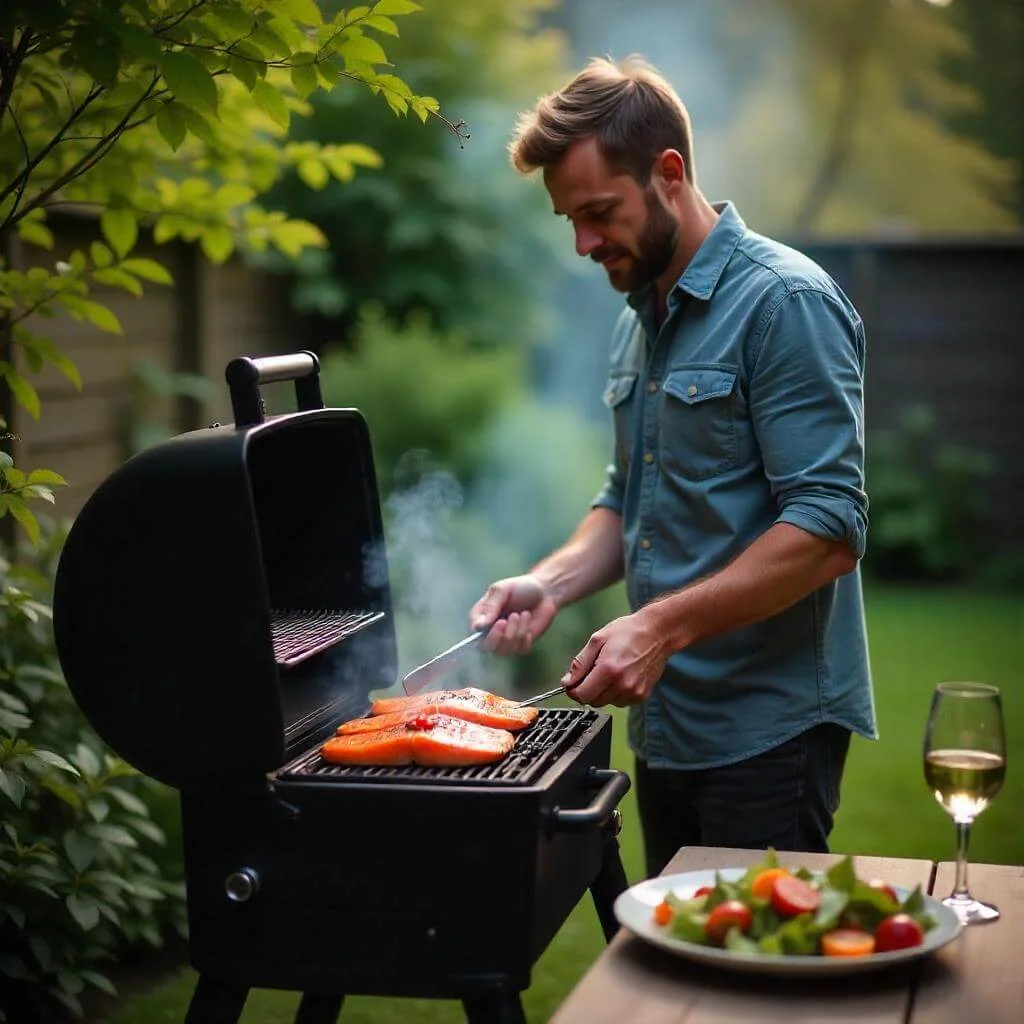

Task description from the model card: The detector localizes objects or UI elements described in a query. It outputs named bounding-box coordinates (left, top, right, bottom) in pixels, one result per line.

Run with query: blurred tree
left=943, top=0, right=1024, bottom=222
left=761, top=0, right=1019, bottom=234
left=257, top=0, right=572, bottom=350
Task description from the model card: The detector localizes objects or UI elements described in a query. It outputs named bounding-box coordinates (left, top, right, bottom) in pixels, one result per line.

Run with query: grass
left=98, top=584, right=1023, bottom=1024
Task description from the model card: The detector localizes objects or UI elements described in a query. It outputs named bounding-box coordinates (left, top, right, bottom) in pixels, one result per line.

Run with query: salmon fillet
left=369, top=687, right=538, bottom=731
left=321, top=713, right=515, bottom=767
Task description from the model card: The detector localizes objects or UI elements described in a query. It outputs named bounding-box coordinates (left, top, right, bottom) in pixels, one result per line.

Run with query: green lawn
left=98, top=584, right=1023, bottom=1024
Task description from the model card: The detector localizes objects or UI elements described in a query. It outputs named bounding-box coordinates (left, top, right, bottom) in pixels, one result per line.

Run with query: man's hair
left=509, top=55, right=696, bottom=185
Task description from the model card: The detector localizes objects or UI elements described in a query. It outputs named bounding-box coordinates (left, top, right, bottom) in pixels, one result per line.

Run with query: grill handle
left=547, top=767, right=631, bottom=833
left=226, top=350, right=323, bottom=427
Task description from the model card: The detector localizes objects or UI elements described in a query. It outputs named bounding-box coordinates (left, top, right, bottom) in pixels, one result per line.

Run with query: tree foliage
left=258, top=0, right=571, bottom=349
left=711, top=0, right=1020, bottom=234
left=0, top=0, right=448, bottom=539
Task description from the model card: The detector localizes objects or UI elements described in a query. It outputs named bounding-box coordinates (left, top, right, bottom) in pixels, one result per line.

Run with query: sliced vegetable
left=706, top=900, right=753, bottom=944
left=821, top=929, right=876, bottom=957
left=751, top=867, right=790, bottom=900
left=771, top=874, right=821, bottom=917
left=653, top=900, right=673, bottom=926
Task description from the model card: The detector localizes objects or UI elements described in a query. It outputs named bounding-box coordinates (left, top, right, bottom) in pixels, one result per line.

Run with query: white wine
left=925, top=748, right=1006, bottom=821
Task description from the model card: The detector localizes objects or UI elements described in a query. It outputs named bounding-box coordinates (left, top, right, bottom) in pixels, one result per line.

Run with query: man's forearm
left=531, top=507, right=625, bottom=610
left=644, top=523, right=858, bottom=650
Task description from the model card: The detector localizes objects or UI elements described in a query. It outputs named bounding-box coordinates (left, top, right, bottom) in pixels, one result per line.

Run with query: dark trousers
left=634, top=723, right=852, bottom=878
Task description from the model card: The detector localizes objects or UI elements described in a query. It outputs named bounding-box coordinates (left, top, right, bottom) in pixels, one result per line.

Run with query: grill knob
left=610, top=809, right=623, bottom=836
left=224, top=868, right=260, bottom=902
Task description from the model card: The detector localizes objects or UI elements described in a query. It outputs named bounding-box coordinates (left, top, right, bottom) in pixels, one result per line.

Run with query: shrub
left=864, top=404, right=997, bottom=581
left=0, top=522, right=186, bottom=1023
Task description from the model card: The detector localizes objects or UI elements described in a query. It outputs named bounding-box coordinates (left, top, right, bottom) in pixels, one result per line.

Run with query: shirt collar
left=627, top=200, right=746, bottom=310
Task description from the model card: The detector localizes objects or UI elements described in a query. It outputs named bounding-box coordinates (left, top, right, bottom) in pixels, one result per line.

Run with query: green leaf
left=85, top=823, right=137, bottom=848
left=340, top=30, right=389, bottom=66
left=3, top=372, right=41, bottom=420
left=113, top=23, right=162, bottom=60
left=372, top=0, right=422, bottom=15
left=363, top=15, right=399, bottom=37
left=160, top=51, right=219, bottom=116
left=297, top=157, right=329, bottom=189
left=0, top=768, right=27, bottom=808
left=227, top=55, right=262, bottom=92
left=156, top=102, right=187, bottom=151
left=80, top=970, right=117, bottom=996
left=105, top=788, right=148, bottom=816
left=31, top=747, right=77, bottom=772
left=826, top=855, right=857, bottom=894
left=90, top=241, right=113, bottom=267
left=1, top=903, right=26, bottom=929
left=216, top=183, right=256, bottom=207
left=67, top=893, right=100, bottom=931
left=101, top=209, right=138, bottom=259
left=275, top=0, right=324, bottom=24
left=92, top=268, right=144, bottom=296
left=5, top=499, right=40, bottom=546
left=253, top=80, right=289, bottom=129
left=200, top=226, right=234, bottom=264
left=120, top=258, right=173, bottom=285
left=58, top=295, right=123, bottom=334
left=290, top=62, right=319, bottom=99
left=72, top=26, right=121, bottom=87
left=16, top=219, right=54, bottom=250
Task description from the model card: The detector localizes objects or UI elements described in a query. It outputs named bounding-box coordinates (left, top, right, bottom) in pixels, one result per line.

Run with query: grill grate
left=270, top=609, right=384, bottom=667
left=278, top=707, right=597, bottom=787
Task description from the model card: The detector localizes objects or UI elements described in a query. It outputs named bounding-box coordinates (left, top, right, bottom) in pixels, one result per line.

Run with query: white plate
left=613, top=867, right=963, bottom=976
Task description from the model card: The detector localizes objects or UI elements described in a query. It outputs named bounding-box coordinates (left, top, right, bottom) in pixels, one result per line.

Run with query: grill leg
left=590, top=818, right=630, bottom=943
left=295, top=993, right=345, bottom=1024
left=462, top=995, right=527, bottom=1024
left=184, top=975, right=249, bottom=1023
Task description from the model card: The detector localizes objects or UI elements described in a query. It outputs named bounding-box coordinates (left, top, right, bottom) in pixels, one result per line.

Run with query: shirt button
left=687, top=384, right=698, bottom=397
left=640, top=539, right=652, bottom=550
left=647, top=381, right=659, bottom=394
left=643, top=452, right=654, bottom=464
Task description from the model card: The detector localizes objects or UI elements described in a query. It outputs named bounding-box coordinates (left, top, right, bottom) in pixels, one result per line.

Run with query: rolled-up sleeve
left=750, top=287, right=868, bottom=558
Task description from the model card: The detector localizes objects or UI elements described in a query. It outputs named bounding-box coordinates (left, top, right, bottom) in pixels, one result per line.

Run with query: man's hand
left=562, top=608, right=671, bottom=707
left=469, top=574, right=559, bottom=655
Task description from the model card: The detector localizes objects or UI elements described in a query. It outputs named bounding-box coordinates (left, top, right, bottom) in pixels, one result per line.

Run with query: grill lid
left=53, top=352, right=397, bottom=789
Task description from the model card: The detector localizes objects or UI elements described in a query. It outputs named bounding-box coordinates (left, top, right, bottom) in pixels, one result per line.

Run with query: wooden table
left=552, top=847, right=1024, bottom=1024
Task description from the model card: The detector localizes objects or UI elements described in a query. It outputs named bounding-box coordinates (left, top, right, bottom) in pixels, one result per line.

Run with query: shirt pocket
left=661, top=365, right=739, bottom=481
left=603, top=373, right=638, bottom=466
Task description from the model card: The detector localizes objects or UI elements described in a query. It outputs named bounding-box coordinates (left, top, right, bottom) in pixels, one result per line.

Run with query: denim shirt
left=592, top=202, right=876, bottom=769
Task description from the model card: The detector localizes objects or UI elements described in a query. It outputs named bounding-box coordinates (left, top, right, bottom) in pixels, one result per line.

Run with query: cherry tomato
left=751, top=867, right=790, bottom=900
left=868, top=879, right=899, bottom=904
left=821, top=929, right=876, bottom=957
left=692, top=885, right=714, bottom=899
left=705, top=900, right=753, bottom=944
left=874, top=913, right=925, bottom=952
left=653, top=900, right=673, bottom=927
left=771, top=874, right=821, bottom=917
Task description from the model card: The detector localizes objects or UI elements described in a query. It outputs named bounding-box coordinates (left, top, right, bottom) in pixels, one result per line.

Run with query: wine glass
left=923, top=682, right=1006, bottom=924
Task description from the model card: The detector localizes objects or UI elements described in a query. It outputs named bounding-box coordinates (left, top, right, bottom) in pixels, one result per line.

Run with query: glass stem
left=952, top=820, right=973, bottom=900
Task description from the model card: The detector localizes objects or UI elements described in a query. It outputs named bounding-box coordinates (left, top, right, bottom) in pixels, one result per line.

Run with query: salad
left=652, top=850, right=937, bottom=958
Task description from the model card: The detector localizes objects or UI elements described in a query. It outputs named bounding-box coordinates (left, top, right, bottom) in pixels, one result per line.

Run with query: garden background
left=0, top=1, right=1021, bottom=1022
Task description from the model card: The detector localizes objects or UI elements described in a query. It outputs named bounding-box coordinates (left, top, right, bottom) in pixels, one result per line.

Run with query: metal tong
left=516, top=685, right=569, bottom=708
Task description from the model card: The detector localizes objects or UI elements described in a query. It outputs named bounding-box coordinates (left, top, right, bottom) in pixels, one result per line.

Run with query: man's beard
left=594, top=188, right=678, bottom=293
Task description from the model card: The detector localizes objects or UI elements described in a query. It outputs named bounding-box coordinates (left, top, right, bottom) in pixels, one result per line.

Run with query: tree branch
left=792, top=1, right=886, bottom=232
left=7, top=75, right=162, bottom=230
left=0, top=29, right=34, bottom=128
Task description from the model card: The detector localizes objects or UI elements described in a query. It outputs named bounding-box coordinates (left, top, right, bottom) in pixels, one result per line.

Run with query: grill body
left=183, top=710, right=618, bottom=1000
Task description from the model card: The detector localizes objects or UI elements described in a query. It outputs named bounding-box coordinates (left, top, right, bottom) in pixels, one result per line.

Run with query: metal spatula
left=401, top=631, right=486, bottom=695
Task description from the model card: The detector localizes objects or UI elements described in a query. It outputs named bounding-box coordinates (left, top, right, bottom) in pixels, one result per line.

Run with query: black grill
left=51, top=352, right=631, bottom=1024
left=279, top=707, right=597, bottom=786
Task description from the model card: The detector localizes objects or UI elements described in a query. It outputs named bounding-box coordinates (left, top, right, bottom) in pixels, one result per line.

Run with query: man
left=468, top=56, right=876, bottom=878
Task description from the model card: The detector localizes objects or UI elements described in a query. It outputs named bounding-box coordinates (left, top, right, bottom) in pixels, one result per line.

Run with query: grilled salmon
left=321, top=713, right=515, bottom=767
left=369, top=687, right=538, bottom=731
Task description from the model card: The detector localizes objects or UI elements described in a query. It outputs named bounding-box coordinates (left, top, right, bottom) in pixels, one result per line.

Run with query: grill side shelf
left=271, top=609, right=385, bottom=667
left=277, top=707, right=599, bottom=787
